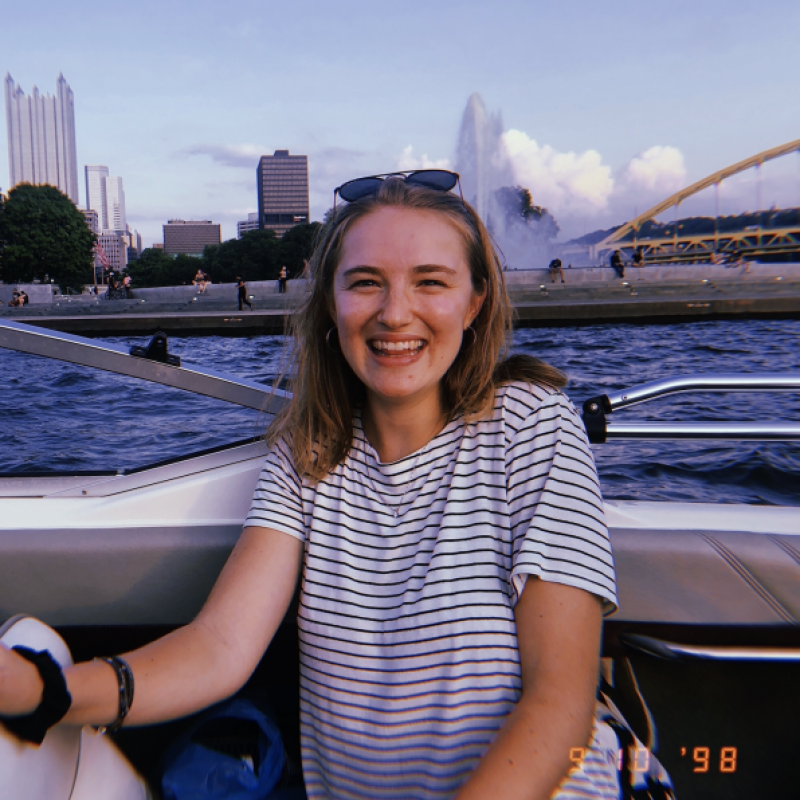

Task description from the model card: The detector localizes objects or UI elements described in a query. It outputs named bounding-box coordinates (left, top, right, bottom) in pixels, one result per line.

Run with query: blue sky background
left=3, top=0, right=799, bottom=248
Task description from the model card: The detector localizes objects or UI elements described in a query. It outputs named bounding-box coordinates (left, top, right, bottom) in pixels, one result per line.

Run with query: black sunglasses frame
left=333, top=169, right=463, bottom=212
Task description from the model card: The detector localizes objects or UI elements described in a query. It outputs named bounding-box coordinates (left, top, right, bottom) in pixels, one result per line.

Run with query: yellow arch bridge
left=591, top=138, right=800, bottom=264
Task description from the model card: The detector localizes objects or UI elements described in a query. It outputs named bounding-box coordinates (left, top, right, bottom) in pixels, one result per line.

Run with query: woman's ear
left=466, top=281, right=487, bottom=328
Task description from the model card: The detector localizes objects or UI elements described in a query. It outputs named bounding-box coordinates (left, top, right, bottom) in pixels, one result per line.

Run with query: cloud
left=502, top=130, right=613, bottom=216
left=175, top=143, right=266, bottom=169
left=617, top=145, right=686, bottom=194
left=396, top=145, right=451, bottom=171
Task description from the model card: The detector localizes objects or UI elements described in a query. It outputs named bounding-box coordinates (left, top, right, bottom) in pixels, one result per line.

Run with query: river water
left=1, top=318, right=798, bottom=505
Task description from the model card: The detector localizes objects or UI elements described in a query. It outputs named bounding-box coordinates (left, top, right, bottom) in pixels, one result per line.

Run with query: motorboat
left=0, top=318, right=798, bottom=799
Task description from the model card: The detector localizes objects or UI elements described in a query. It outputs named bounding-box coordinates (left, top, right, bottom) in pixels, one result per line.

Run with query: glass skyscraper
left=4, top=72, right=79, bottom=204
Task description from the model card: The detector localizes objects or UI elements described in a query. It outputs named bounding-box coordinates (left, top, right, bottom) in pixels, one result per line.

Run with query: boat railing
left=0, top=319, right=288, bottom=414
left=583, top=373, right=800, bottom=443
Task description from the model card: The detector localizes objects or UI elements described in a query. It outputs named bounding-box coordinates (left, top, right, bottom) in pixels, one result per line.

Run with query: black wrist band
left=94, top=656, right=134, bottom=734
left=0, top=647, right=72, bottom=745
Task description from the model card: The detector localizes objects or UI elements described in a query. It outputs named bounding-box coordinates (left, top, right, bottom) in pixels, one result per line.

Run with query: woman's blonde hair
left=268, top=177, right=566, bottom=480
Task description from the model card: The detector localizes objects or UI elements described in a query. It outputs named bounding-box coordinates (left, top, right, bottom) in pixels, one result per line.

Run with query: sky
left=3, top=0, right=800, bottom=249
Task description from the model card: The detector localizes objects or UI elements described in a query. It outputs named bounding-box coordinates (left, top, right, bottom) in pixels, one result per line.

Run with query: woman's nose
left=377, top=286, right=413, bottom=328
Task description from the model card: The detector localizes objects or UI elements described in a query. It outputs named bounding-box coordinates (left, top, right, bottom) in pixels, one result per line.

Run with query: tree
left=125, top=248, right=181, bottom=288
left=0, top=183, right=96, bottom=291
left=202, top=228, right=279, bottom=284
left=201, top=223, right=321, bottom=284
left=495, top=186, right=560, bottom=240
left=277, top=222, right=322, bottom=277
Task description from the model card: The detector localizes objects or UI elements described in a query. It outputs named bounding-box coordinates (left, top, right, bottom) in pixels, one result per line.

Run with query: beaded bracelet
left=94, top=656, right=135, bottom=735
left=0, top=647, right=72, bottom=745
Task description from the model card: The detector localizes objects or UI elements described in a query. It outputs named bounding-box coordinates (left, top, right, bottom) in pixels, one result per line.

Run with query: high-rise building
left=105, top=176, right=126, bottom=231
left=81, top=208, right=99, bottom=235
left=163, top=220, right=221, bottom=256
left=237, top=212, right=260, bottom=238
left=257, top=150, right=309, bottom=237
left=4, top=73, right=79, bottom=204
left=85, top=165, right=109, bottom=230
left=85, top=166, right=126, bottom=232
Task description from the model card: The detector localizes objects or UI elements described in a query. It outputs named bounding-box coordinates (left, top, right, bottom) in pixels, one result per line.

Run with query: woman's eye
left=349, top=279, right=379, bottom=288
left=419, top=279, right=447, bottom=287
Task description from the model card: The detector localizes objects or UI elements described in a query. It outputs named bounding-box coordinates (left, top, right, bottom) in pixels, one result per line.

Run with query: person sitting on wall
left=193, top=268, right=207, bottom=294
left=632, top=248, right=645, bottom=268
left=610, top=250, right=625, bottom=278
left=548, top=258, right=565, bottom=284
left=8, top=290, right=23, bottom=307
left=19, top=290, right=28, bottom=305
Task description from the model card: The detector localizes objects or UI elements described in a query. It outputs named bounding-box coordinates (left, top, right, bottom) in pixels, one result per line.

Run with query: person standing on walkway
left=278, top=265, right=288, bottom=294
left=236, top=276, right=253, bottom=310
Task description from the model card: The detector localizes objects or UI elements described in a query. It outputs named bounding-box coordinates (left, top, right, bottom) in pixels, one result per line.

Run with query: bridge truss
left=592, top=138, right=800, bottom=263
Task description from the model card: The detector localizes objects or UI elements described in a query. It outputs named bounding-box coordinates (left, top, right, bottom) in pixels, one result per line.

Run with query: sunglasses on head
left=333, top=169, right=462, bottom=209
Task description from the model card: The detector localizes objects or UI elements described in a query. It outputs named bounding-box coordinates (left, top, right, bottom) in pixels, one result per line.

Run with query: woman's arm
left=0, top=526, right=303, bottom=729
left=455, top=578, right=603, bottom=800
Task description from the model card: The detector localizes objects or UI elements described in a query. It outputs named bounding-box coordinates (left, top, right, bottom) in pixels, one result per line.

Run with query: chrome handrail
left=606, top=422, right=800, bottom=441
left=606, top=373, right=800, bottom=411
left=583, top=372, right=800, bottom=443
left=0, top=319, right=289, bottom=413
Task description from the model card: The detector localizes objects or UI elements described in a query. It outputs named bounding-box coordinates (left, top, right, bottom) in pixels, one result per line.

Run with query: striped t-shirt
left=246, top=381, right=618, bottom=799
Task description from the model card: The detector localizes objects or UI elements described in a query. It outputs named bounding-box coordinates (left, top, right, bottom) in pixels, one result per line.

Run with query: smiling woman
left=247, top=176, right=672, bottom=799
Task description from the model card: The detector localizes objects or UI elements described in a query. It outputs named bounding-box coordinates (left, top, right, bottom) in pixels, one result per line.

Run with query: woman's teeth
left=370, top=339, right=425, bottom=354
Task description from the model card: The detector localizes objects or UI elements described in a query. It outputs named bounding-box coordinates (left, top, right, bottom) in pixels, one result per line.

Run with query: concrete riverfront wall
left=503, top=261, right=800, bottom=287
left=131, top=279, right=310, bottom=304
left=0, top=284, right=56, bottom=305
left=127, top=261, right=800, bottom=303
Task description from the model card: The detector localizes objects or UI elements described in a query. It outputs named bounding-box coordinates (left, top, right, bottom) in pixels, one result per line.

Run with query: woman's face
left=331, top=206, right=485, bottom=414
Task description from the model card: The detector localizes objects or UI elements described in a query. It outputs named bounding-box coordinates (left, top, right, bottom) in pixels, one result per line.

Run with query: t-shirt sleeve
left=506, top=388, right=617, bottom=614
left=244, top=438, right=307, bottom=543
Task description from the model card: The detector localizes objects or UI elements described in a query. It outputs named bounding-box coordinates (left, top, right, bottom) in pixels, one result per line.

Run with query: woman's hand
left=0, top=643, right=44, bottom=718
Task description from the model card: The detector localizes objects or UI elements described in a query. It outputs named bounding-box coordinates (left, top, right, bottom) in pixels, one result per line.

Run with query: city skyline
left=2, top=1, right=799, bottom=250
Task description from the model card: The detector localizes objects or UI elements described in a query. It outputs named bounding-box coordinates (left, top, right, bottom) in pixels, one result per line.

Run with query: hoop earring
left=463, top=326, right=477, bottom=347
left=326, top=327, right=340, bottom=353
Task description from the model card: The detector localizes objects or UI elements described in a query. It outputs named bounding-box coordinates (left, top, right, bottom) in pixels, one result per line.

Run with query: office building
left=105, top=176, right=126, bottom=231
left=257, top=150, right=309, bottom=237
left=81, top=208, right=99, bottom=235
left=126, top=225, right=142, bottom=255
left=4, top=73, right=79, bottom=204
left=85, top=165, right=109, bottom=230
left=85, top=166, right=126, bottom=232
left=98, top=231, right=128, bottom=273
left=237, top=212, right=260, bottom=238
left=163, top=220, right=221, bottom=256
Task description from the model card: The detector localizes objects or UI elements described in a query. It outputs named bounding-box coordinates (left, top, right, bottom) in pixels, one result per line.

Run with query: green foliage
left=495, top=186, right=560, bottom=240
left=201, top=223, right=321, bottom=284
left=0, top=183, right=96, bottom=291
left=123, top=223, right=322, bottom=288
left=126, top=248, right=179, bottom=287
